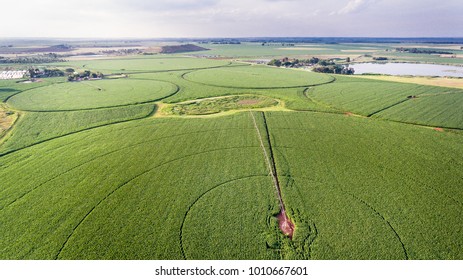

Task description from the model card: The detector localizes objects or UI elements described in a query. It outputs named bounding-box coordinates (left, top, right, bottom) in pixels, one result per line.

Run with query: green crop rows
left=0, top=55, right=462, bottom=260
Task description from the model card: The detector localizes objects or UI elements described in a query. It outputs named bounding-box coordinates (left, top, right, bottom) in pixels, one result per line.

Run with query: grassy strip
left=164, top=95, right=278, bottom=115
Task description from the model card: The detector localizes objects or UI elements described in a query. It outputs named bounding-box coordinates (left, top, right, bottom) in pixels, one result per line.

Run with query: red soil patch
left=434, top=127, right=444, bottom=132
left=344, top=112, right=354, bottom=117
left=276, top=210, right=294, bottom=239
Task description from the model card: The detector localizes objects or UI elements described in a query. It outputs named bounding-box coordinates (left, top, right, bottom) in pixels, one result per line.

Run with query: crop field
left=51, top=56, right=232, bottom=74
left=309, top=76, right=463, bottom=129
left=183, top=66, right=334, bottom=89
left=7, top=79, right=177, bottom=111
left=0, top=52, right=462, bottom=260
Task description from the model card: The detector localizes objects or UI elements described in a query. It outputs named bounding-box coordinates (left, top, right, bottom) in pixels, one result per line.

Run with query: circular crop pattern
left=79, top=57, right=230, bottom=73
left=8, top=79, right=177, bottom=111
left=183, top=66, right=334, bottom=89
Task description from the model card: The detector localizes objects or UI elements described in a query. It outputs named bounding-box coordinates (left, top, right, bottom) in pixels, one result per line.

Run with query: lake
left=350, top=63, right=463, bottom=78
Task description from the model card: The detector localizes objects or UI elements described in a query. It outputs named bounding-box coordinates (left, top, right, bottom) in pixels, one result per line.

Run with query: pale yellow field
left=353, top=75, right=463, bottom=89
left=392, top=44, right=463, bottom=50
left=0, top=107, right=17, bottom=138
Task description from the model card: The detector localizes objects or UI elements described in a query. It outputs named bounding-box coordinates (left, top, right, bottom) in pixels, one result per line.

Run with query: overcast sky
left=1, top=0, right=462, bottom=38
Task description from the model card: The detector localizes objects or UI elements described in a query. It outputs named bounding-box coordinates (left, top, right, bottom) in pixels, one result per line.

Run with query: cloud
left=113, top=0, right=220, bottom=12
left=335, top=0, right=378, bottom=15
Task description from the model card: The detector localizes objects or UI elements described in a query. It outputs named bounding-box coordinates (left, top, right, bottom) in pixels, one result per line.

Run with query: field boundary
left=341, top=189, right=409, bottom=260
left=3, top=81, right=67, bottom=103
left=367, top=98, right=411, bottom=117
left=0, top=128, right=258, bottom=209
left=0, top=105, right=158, bottom=158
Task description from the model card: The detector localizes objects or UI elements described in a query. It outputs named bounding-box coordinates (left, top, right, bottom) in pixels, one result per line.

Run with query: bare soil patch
left=277, top=210, right=295, bottom=239
left=434, top=127, right=444, bottom=132
left=237, top=99, right=261, bottom=105
left=0, top=109, right=16, bottom=135
left=354, top=75, right=463, bottom=89
left=344, top=112, right=354, bottom=116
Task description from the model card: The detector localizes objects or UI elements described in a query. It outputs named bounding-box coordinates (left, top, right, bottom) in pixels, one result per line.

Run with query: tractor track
left=249, top=111, right=294, bottom=238
left=1, top=128, right=257, bottom=209
left=53, top=145, right=259, bottom=259
left=179, top=174, right=266, bottom=260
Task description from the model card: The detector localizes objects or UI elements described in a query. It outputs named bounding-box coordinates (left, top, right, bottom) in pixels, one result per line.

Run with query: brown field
left=0, top=108, right=17, bottom=137
left=354, top=75, right=463, bottom=89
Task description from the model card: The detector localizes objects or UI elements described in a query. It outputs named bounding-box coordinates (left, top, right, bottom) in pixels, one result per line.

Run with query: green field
left=1, top=52, right=462, bottom=260
left=51, top=56, right=232, bottom=73
left=8, top=79, right=177, bottom=111
left=183, top=66, right=334, bottom=88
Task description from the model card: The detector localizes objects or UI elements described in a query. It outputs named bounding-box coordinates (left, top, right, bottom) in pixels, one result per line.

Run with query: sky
left=1, top=0, right=462, bottom=38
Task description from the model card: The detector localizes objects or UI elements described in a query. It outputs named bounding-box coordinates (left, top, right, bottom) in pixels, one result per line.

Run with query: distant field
left=183, top=66, right=334, bottom=88
left=353, top=75, right=463, bottom=89
left=309, top=76, right=463, bottom=129
left=1, top=50, right=462, bottom=260
left=8, top=79, right=177, bottom=111
left=51, top=57, right=232, bottom=73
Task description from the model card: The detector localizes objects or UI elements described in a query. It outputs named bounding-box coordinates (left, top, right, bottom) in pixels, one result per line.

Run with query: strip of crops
left=0, top=104, right=156, bottom=154
left=264, top=111, right=463, bottom=259
left=375, top=92, right=463, bottom=129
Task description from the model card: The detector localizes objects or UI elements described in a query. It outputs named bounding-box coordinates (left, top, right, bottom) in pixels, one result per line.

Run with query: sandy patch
left=0, top=109, right=16, bottom=135
left=354, top=75, right=463, bottom=89
left=237, top=99, right=261, bottom=105
left=393, top=45, right=463, bottom=50
left=440, top=54, right=463, bottom=58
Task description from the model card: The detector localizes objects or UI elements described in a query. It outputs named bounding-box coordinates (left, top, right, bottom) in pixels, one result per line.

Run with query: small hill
left=160, top=44, right=209, bottom=54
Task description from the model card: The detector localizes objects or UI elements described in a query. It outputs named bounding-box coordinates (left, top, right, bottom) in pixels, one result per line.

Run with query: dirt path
left=249, top=111, right=294, bottom=238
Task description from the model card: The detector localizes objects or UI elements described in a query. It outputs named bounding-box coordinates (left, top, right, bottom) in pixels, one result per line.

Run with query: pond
left=350, top=63, right=463, bottom=78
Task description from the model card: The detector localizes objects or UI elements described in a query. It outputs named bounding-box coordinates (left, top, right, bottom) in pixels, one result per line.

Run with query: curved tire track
left=179, top=174, right=266, bottom=260
left=53, top=146, right=259, bottom=259
left=1, top=127, right=257, bottom=209
left=288, top=174, right=409, bottom=260
left=340, top=189, right=409, bottom=260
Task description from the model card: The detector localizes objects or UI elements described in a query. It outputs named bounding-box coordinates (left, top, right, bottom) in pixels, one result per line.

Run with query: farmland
left=0, top=43, right=462, bottom=260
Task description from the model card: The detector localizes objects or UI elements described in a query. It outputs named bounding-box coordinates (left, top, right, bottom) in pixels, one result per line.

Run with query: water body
left=351, top=63, right=463, bottom=78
